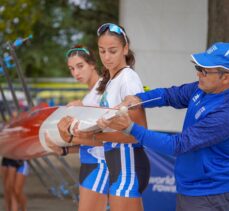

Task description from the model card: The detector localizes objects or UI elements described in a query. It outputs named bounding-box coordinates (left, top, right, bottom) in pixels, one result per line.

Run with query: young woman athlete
left=94, top=23, right=150, bottom=211
left=45, top=45, right=109, bottom=211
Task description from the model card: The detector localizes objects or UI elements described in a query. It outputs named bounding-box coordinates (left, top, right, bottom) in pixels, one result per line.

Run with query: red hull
left=0, top=104, right=58, bottom=159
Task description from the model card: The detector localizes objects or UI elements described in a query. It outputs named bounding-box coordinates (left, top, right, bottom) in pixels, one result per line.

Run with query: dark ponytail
left=96, top=67, right=110, bottom=94
left=126, top=48, right=135, bottom=69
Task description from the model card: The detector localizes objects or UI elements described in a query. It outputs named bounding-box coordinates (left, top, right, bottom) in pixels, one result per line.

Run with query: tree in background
left=208, top=0, right=229, bottom=46
left=0, top=0, right=118, bottom=78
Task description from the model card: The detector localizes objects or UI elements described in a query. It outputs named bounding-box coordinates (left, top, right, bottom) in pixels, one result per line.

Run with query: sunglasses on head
left=65, top=48, right=90, bottom=58
left=194, top=65, right=229, bottom=76
left=97, top=23, right=128, bottom=44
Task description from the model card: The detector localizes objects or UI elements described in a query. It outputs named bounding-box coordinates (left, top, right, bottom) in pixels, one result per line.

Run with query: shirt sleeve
left=136, top=82, right=199, bottom=109
left=120, top=71, right=144, bottom=100
left=130, top=107, right=229, bottom=156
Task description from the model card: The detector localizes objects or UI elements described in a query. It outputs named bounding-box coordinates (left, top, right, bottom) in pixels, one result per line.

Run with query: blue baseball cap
left=191, top=42, right=229, bottom=70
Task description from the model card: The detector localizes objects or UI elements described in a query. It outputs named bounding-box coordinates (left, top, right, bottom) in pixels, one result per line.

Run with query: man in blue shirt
left=97, top=42, right=229, bottom=211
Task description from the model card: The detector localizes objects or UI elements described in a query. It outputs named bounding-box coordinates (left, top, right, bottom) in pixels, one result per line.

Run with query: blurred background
left=0, top=0, right=228, bottom=210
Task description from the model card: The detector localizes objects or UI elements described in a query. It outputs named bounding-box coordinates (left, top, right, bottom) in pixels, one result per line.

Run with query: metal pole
left=0, top=83, right=12, bottom=118
left=0, top=95, right=7, bottom=123
left=31, top=158, right=63, bottom=198
left=7, top=42, right=34, bottom=108
left=56, top=156, right=78, bottom=181
left=0, top=106, right=6, bottom=122
left=0, top=57, right=20, bottom=111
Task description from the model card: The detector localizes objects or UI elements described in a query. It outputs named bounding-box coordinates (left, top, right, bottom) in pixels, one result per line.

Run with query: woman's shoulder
left=121, top=67, right=142, bottom=83
left=121, top=67, right=141, bottom=79
left=119, top=67, right=144, bottom=93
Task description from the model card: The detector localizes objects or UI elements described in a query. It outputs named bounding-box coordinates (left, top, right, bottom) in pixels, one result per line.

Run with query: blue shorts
left=79, top=160, right=109, bottom=194
left=17, top=161, right=29, bottom=176
left=105, top=144, right=150, bottom=198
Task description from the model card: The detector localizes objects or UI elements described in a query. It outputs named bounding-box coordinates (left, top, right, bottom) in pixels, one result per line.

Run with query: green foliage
left=0, top=0, right=118, bottom=78
left=0, top=0, right=39, bottom=41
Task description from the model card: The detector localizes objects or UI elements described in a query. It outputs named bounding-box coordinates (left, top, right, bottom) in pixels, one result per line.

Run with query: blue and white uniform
left=100, top=67, right=150, bottom=197
left=79, top=79, right=109, bottom=194
left=130, top=82, right=229, bottom=196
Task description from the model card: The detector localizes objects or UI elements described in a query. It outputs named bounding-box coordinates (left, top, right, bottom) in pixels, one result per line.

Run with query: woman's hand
left=57, top=116, right=73, bottom=142
left=73, top=128, right=94, bottom=139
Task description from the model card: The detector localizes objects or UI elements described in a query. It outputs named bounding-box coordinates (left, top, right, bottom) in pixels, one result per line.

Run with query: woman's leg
left=78, top=186, right=108, bottom=211
left=105, top=146, right=150, bottom=211
left=109, top=195, right=144, bottom=211
left=7, top=167, right=18, bottom=211
left=14, top=173, right=27, bottom=211
left=78, top=161, right=109, bottom=211
left=1, top=166, right=11, bottom=211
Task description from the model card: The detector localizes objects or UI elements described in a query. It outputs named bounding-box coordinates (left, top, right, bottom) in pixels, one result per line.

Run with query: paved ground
left=0, top=154, right=80, bottom=211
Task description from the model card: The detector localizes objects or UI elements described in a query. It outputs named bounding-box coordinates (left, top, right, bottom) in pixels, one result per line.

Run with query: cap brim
left=191, top=53, right=229, bottom=70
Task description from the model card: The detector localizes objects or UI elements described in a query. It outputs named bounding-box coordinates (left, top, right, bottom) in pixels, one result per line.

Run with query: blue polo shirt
left=131, top=82, right=229, bottom=196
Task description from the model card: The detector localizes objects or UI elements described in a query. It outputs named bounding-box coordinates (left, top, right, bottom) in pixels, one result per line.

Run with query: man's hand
left=115, top=95, right=142, bottom=110
left=97, top=112, right=132, bottom=131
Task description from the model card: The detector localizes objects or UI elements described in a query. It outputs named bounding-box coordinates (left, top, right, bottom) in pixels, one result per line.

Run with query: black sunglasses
left=194, top=65, right=228, bottom=76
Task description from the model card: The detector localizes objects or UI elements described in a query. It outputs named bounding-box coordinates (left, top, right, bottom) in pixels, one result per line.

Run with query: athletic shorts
left=1, top=157, right=23, bottom=169
left=105, top=145, right=150, bottom=198
left=1, top=158, right=29, bottom=176
left=79, top=160, right=109, bottom=194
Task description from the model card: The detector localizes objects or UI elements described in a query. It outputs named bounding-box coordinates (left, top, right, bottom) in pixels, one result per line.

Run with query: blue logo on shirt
left=100, top=92, right=109, bottom=107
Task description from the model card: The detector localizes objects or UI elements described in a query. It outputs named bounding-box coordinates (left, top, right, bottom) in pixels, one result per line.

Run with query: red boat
left=0, top=103, right=57, bottom=160
left=0, top=103, right=117, bottom=160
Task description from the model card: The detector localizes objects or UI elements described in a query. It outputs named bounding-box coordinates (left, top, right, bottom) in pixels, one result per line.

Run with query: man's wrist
left=122, top=122, right=134, bottom=135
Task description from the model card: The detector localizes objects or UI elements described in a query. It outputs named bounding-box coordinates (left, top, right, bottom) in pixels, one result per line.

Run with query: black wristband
left=67, top=134, right=74, bottom=143
left=61, top=147, right=69, bottom=156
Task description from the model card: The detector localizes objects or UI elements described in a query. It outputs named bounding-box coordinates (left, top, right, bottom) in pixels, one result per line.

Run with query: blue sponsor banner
left=143, top=147, right=176, bottom=211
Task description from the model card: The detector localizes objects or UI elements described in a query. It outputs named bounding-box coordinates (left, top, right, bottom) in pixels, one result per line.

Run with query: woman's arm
left=45, top=132, right=80, bottom=155
left=71, top=133, right=103, bottom=146
left=95, top=107, right=147, bottom=143
left=57, top=116, right=102, bottom=146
